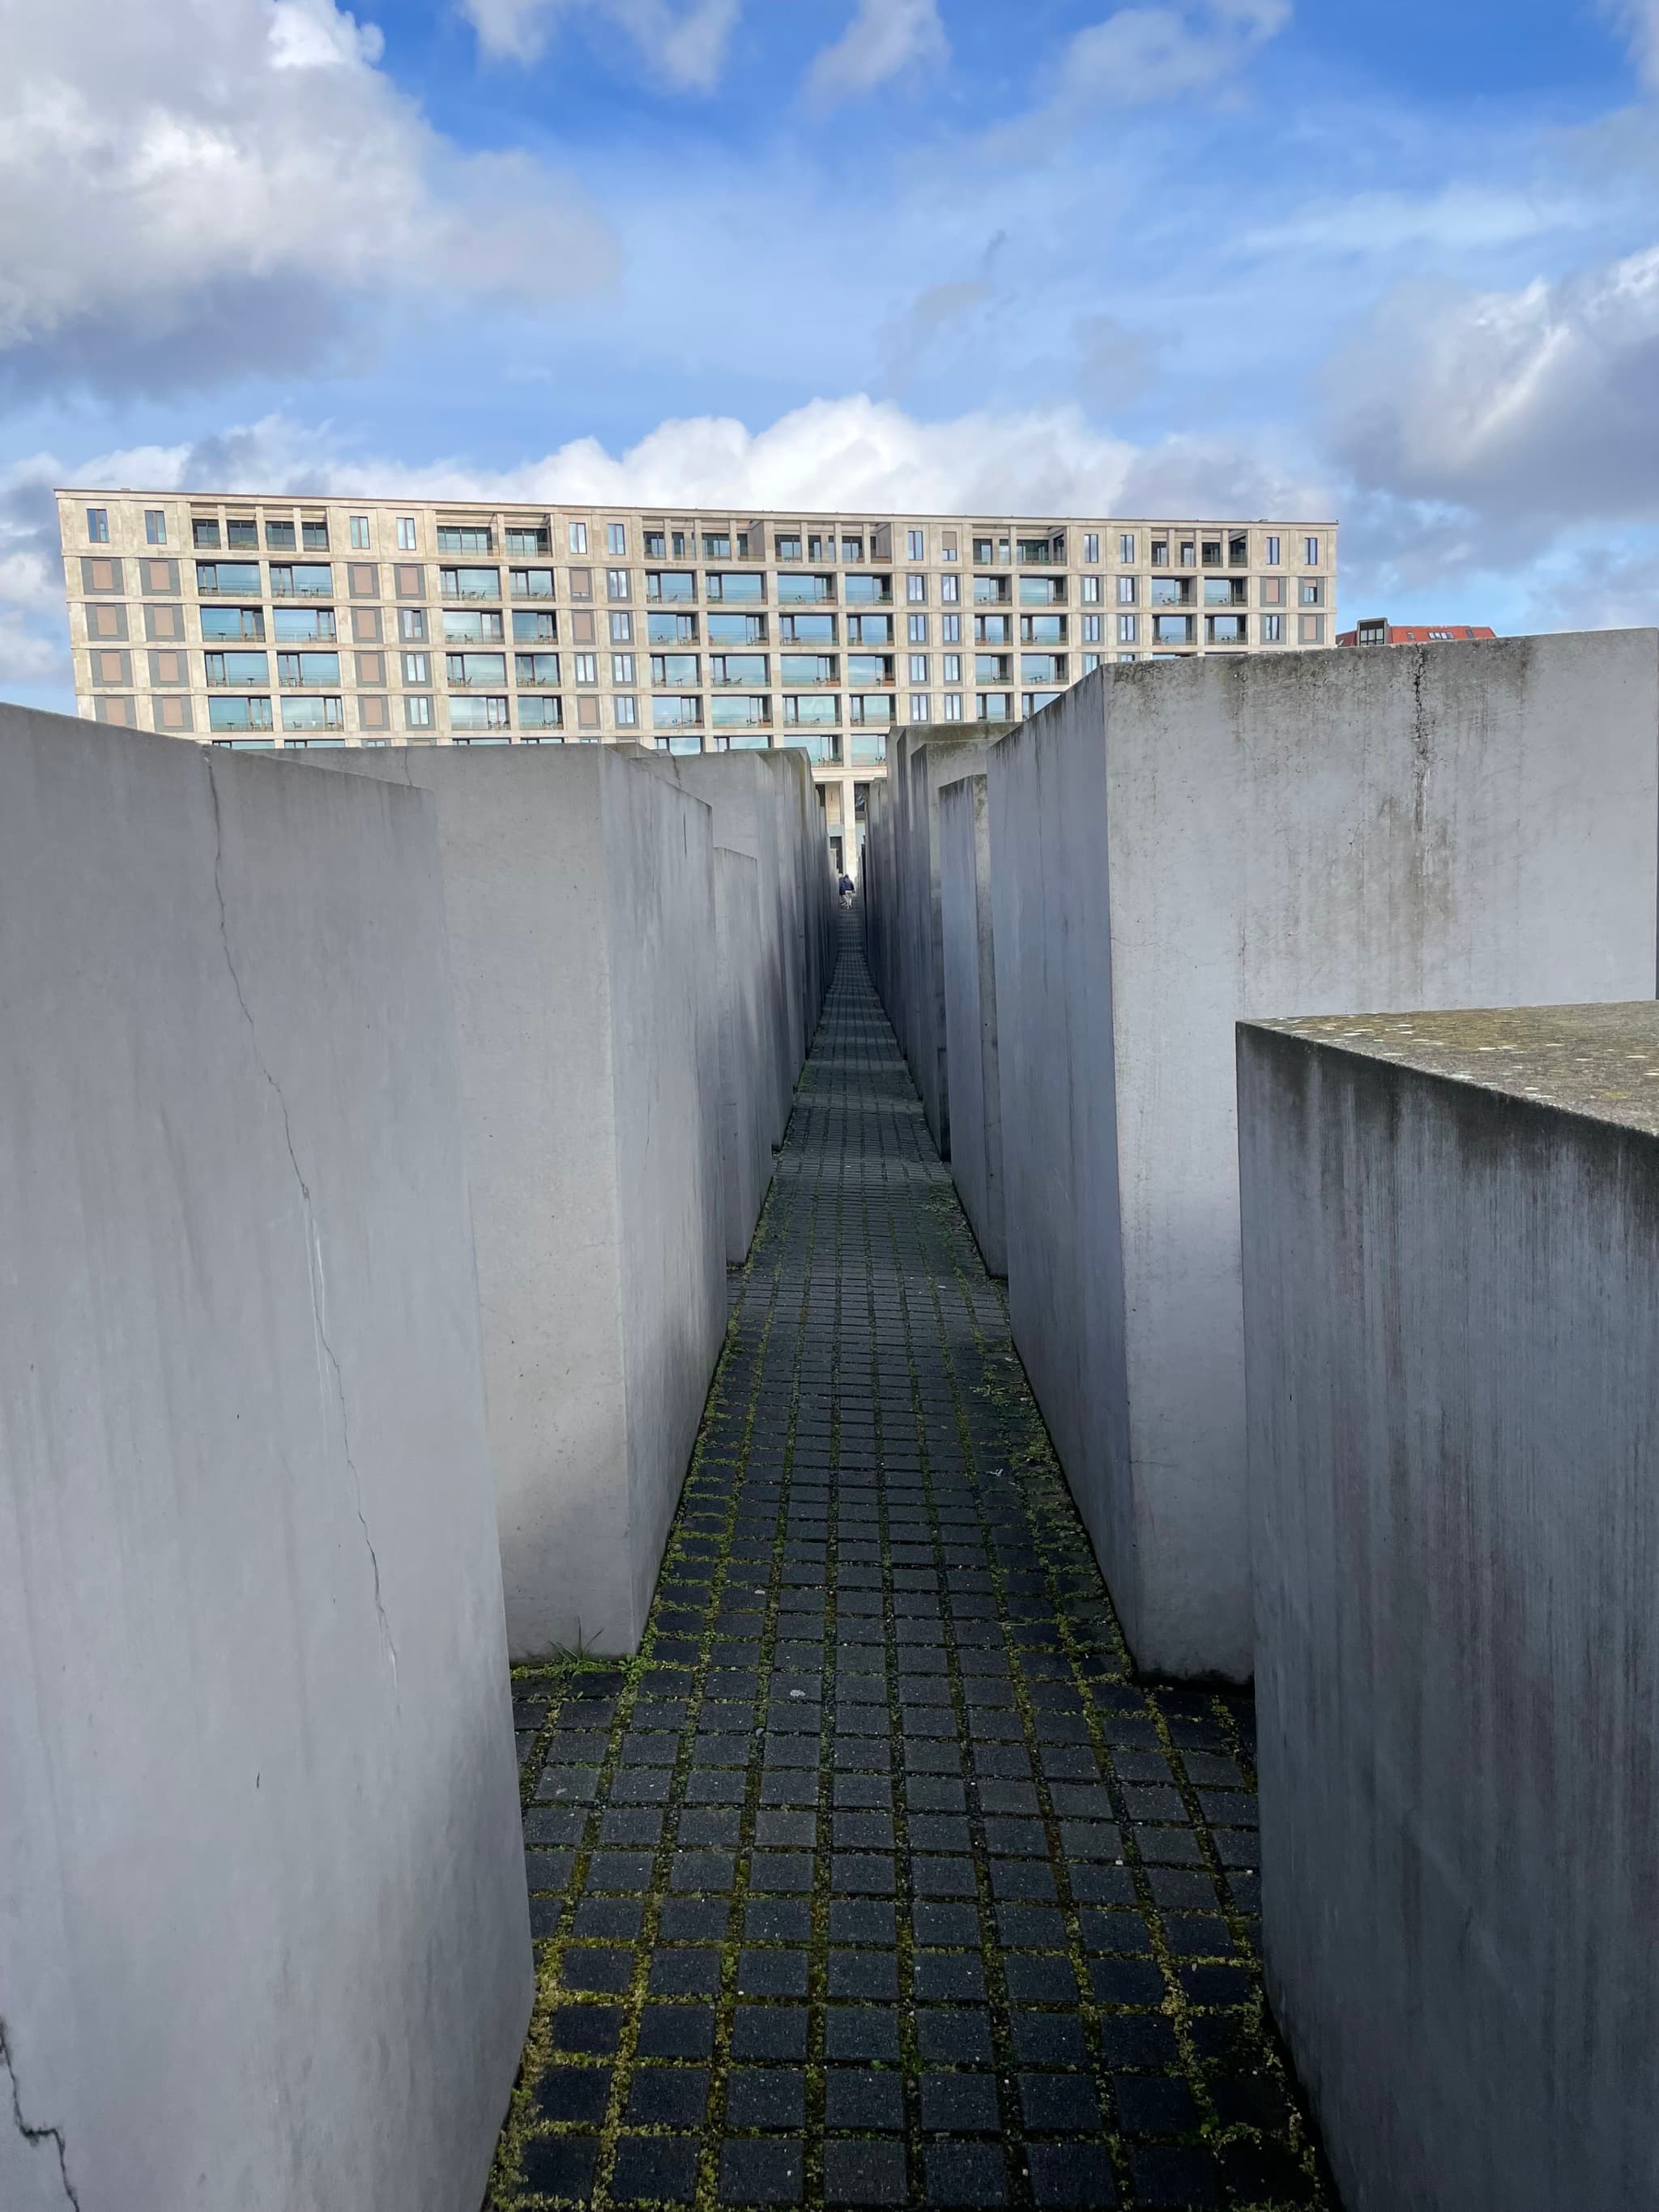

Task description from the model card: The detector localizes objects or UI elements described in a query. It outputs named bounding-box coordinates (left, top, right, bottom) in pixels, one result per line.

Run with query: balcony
left=270, top=565, right=334, bottom=599
left=778, top=574, right=835, bottom=605
left=646, top=572, right=697, bottom=603
left=777, top=730, right=839, bottom=764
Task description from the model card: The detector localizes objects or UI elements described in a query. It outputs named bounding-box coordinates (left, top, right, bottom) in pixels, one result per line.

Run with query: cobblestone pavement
left=488, top=915, right=1329, bottom=2211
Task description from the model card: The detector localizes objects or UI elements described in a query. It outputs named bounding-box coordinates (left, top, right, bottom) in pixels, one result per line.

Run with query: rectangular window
left=450, top=695, right=511, bottom=731
left=143, top=509, right=166, bottom=545
left=226, top=519, right=258, bottom=549
left=1114, top=533, right=1132, bottom=564
left=203, top=650, right=270, bottom=688
left=397, top=517, right=418, bottom=551
left=446, top=650, right=508, bottom=687
left=199, top=606, right=261, bottom=642
left=574, top=653, right=598, bottom=684
left=350, top=515, right=371, bottom=548
left=404, top=694, right=433, bottom=729
left=279, top=695, right=343, bottom=732
left=439, top=565, right=501, bottom=599
left=269, top=563, right=333, bottom=598
left=517, top=652, right=562, bottom=687
left=614, top=694, right=638, bottom=726
left=1083, top=653, right=1101, bottom=673
left=207, top=695, right=274, bottom=731
left=1083, top=613, right=1102, bottom=643
left=87, top=508, right=109, bottom=543
left=1261, top=614, right=1283, bottom=643
left=904, top=528, right=923, bottom=560
left=1117, top=613, right=1138, bottom=644
left=606, top=522, right=626, bottom=556
left=941, top=613, right=961, bottom=645
left=606, top=568, right=631, bottom=601
left=774, top=535, right=800, bottom=562
left=706, top=571, right=765, bottom=603
left=909, top=654, right=928, bottom=683
left=1116, top=575, right=1136, bottom=604
left=269, top=608, right=335, bottom=644
left=276, top=650, right=342, bottom=688
left=301, top=520, right=329, bottom=551
left=403, top=652, right=430, bottom=683
left=940, top=573, right=960, bottom=603
left=612, top=653, right=634, bottom=683
left=1303, top=535, right=1321, bottom=565
left=569, top=521, right=589, bottom=554
left=509, top=567, right=554, bottom=600
left=943, top=654, right=962, bottom=683
left=1265, top=535, right=1282, bottom=565
left=195, top=561, right=261, bottom=595
left=702, top=533, right=731, bottom=560
left=1082, top=532, right=1099, bottom=563
left=436, top=524, right=490, bottom=555
left=192, top=519, right=220, bottom=549
left=906, top=573, right=927, bottom=603
left=1205, top=613, right=1248, bottom=645
left=943, top=693, right=963, bottom=721
left=1299, top=579, right=1324, bottom=606
left=266, top=519, right=296, bottom=550
left=399, top=607, right=428, bottom=641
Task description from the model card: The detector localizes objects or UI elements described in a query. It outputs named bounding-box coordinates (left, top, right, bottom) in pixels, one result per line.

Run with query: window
left=1081, top=532, right=1099, bottom=563
left=612, top=652, right=635, bottom=684
left=1299, top=579, right=1324, bottom=607
left=446, top=650, right=508, bottom=687
left=1083, top=613, right=1102, bottom=643
left=517, top=697, right=563, bottom=731
left=404, top=695, right=433, bottom=729
left=280, top=696, right=343, bottom=731
left=87, top=508, right=109, bottom=543
left=301, top=520, right=329, bottom=550
left=1117, top=652, right=1139, bottom=664
left=199, top=607, right=264, bottom=642
left=276, top=650, right=341, bottom=687
left=1179, top=540, right=1196, bottom=567
left=399, top=608, right=428, bottom=641
left=1205, top=613, right=1247, bottom=645
left=437, top=525, right=493, bottom=556
left=647, top=570, right=697, bottom=603
left=902, top=612, right=925, bottom=646
left=569, top=521, right=589, bottom=555
left=1303, top=535, right=1321, bottom=565
left=440, top=565, right=500, bottom=599
left=1115, top=575, right=1136, bottom=604
left=652, top=695, right=701, bottom=729
left=977, top=693, right=1012, bottom=722
left=1201, top=539, right=1222, bottom=567
left=450, top=695, right=511, bottom=730
left=517, top=653, right=562, bottom=688
left=614, top=694, right=638, bottom=727
left=1117, top=614, right=1138, bottom=644
left=908, top=654, right=928, bottom=683
left=266, top=520, right=296, bottom=550
left=1083, top=653, right=1101, bottom=673
left=1154, top=613, right=1194, bottom=645
left=505, top=526, right=551, bottom=556
left=906, top=528, right=925, bottom=560
left=443, top=608, right=505, bottom=641
left=574, top=653, right=598, bottom=684
left=606, top=568, right=631, bottom=601
left=607, top=522, right=627, bottom=556
left=270, top=563, right=333, bottom=598
left=941, top=613, right=961, bottom=645
left=403, top=652, right=430, bottom=683
left=192, top=519, right=220, bottom=549
left=510, top=567, right=554, bottom=599
left=227, top=519, right=258, bottom=549
left=196, top=561, right=261, bottom=595
left=940, top=573, right=960, bottom=603
left=943, top=693, right=963, bottom=721
left=514, top=610, right=558, bottom=643
left=204, top=650, right=270, bottom=688
left=943, top=654, right=962, bottom=683
left=1265, top=535, right=1282, bottom=565
left=906, top=573, right=927, bottom=603
left=775, top=535, right=801, bottom=562
left=397, top=517, right=418, bottom=550
left=143, top=509, right=166, bottom=545
left=207, top=696, right=274, bottom=731
left=350, top=516, right=371, bottom=548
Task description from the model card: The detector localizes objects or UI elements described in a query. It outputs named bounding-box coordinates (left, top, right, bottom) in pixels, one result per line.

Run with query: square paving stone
left=1026, top=2145, right=1119, bottom=2206
left=824, top=2006, right=900, bottom=2061
left=925, top=2143, right=1009, bottom=2206
left=636, top=2005, right=715, bottom=2058
left=738, top=1949, right=809, bottom=1998
left=550, top=2005, right=623, bottom=2054
left=628, top=2067, right=711, bottom=2125
left=1019, top=2073, right=1102, bottom=2130
left=1126, top=2145, right=1220, bottom=2206
left=731, top=2007, right=808, bottom=2060
left=719, top=2137, right=804, bottom=2204
left=919, top=2072, right=1000, bottom=2132
left=824, top=2138, right=909, bottom=2206
left=533, top=2066, right=612, bottom=2123
left=824, top=2072, right=906, bottom=2131
left=612, top=2135, right=701, bottom=2204
left=725, top=2067, right=807, bottom=2129
left=829, top=1900, right=895, bottom=1946
left=917, top=2009, right=995, bottom=2065
left=518, top=2133, right=599, bottom=2200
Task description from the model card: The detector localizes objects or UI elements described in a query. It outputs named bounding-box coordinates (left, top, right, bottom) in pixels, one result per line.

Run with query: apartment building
left=58, top=492, right=1337, bottom=873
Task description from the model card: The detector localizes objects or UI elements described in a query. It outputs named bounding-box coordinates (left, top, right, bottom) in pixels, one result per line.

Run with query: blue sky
left=2, top=0, right=1658, bottom=707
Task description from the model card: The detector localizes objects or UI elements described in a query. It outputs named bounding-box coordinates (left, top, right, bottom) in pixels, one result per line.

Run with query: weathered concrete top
left=1243, top=1001, right=1659, bottom=1133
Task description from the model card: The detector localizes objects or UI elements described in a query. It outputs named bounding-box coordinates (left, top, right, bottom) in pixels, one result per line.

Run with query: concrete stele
left=989, top=632, right=1659, bottom=1678
left=938, top=772, right=1006, bottom=1274
left=1239, top=1001, right=1659, bottom=2212
left=0, top=706, right=530, bottom=2212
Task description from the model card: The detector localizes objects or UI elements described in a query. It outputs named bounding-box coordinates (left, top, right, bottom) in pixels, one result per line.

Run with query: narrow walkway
left=491, top=916, right=1328, bottom=2211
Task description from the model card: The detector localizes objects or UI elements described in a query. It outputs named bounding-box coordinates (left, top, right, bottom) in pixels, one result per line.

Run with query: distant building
left=58, top=490, right=1337, bottom=876
left=1338, top=616, right=1495, bottom=648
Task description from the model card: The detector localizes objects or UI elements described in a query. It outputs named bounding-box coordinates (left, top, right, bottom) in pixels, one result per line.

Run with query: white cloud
left=0, top=0, right=610, bottom=389
left=463, top=0, right=740, bottom=87
left=1326, top=241, right=1659, bottom=533
left=1602, top=1, right=1659, bottom=92
left=1052, top=0, right=1290, bottom=110
left=806, top=0, right=948, bottom=104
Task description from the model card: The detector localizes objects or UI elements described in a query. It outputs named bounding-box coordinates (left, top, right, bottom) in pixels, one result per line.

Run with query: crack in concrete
left=0, top=2020, right=81, bottom=2210
left=206, top=761, right=399, bottom=1689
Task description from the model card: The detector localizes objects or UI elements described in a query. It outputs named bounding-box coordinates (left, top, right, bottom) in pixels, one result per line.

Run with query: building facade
left=1337, top=616, right=1494, bottom=647
left=58, top=492, right=1337, bottom=872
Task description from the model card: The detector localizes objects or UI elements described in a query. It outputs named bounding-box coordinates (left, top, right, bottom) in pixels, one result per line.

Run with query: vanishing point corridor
left=487, top=914, right=1328, bottom=2211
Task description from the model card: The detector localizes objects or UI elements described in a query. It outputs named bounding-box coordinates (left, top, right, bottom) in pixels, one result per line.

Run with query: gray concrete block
left=714, top=844, right=769, bottom=1262
left=1239, top=1002, right=1659, bottom=2212
left=0, top=706, right=530, bottom=2212
left=315, top=746, right=726, bottom=1659
left=939, top=774, right=1005, bottom=1274
left=989, top=633, right=1659, bottom=1679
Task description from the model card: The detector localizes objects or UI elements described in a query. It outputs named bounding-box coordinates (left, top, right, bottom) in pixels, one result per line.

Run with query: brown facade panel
left=351, top=607, right=383, bottom=645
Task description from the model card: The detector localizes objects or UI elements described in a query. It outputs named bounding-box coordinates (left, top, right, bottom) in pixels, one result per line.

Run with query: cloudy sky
left=2, top=0, right=1657, bottom=707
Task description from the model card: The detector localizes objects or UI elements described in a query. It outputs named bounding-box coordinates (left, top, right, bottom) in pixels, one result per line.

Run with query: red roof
left=1337, top=621, right=1497, bottom=646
